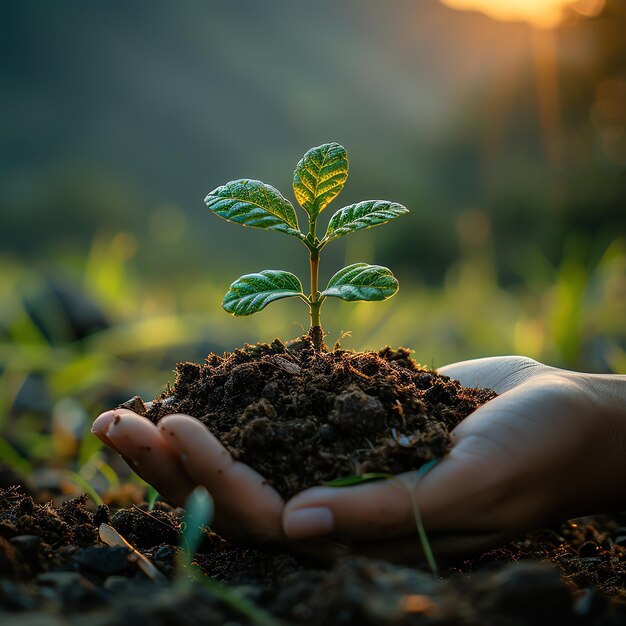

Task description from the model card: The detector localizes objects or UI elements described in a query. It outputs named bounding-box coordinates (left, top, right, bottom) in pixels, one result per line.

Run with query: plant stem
left=309, top=253, right=324, bottom=351
left=310, top=299, right=321, bottom=327
left=307, top=217, right=325, bottom=350
left=310, top=252, right=319, bottom=307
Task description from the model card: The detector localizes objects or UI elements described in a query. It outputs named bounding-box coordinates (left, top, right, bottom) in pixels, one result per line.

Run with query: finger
left=283, top=478, right=413, bottom=541
left=92, top=410, right=138, bottom=466
left=282, top=461, right=515, bottom=544
left=92, top=410, right=123, bottom=454
left=158, top=414, right=284, bottom=541
left=101, top=410, right=196, bottom=504
left=438, top=356, right=547, bottom=393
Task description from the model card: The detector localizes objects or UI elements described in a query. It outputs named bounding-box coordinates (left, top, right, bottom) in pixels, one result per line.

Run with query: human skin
left=92, top=356, right=626, bottom=560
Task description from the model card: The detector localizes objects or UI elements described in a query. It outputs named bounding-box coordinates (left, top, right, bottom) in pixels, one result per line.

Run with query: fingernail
left=284, top=507, right=334, bottom=539
left=91, top=410, right=117, bottom=434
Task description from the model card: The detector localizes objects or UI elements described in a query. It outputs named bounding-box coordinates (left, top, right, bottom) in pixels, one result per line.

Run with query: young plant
left=204, top=142, right=408, bottom=350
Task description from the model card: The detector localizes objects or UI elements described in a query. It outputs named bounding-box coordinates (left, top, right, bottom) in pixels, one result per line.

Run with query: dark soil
left=0, top=487, right=624, bottom=625
left=146, top=336, right=496, bottom=499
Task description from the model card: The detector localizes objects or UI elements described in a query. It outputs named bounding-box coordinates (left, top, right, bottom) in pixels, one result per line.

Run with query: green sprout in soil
left=204, top=142, right=408, bottom=351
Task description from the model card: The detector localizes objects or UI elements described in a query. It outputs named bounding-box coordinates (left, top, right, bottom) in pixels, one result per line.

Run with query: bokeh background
left=1, top=0, right=624, bottom=494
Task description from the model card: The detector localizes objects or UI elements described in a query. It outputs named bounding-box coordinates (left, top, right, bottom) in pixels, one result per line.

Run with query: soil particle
left=73, top=546, right=132, bottom=577
left=110, top=504, right=180, bottom=550
left=147, top=336, right=496, bottom=499
left=145, top=544, right=179, bottom=578
left=0, top=536, right=21, bottom=578
left=329, top=385, right=387, bottom=435
left=118, top=395, right=147, bottom=416
left=9, top=535, right=41, bottom=570
left=93, top=504, right=110, bottom=528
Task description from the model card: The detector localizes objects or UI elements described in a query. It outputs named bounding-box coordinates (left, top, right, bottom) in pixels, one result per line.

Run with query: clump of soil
left=146, top=336, right=496, bottom=499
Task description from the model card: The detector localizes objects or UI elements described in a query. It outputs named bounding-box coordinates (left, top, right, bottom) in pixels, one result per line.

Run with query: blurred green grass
left=0, top=226, right=623, bottom=491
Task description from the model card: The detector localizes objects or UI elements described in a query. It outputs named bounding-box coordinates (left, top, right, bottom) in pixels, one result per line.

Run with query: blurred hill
left=1, top=0, right=624, bottom=286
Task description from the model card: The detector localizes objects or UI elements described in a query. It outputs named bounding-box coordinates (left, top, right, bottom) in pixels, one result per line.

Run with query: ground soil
left=146, top=336, right=496, bottom=499
left=0, top=487, right=624, bottom=625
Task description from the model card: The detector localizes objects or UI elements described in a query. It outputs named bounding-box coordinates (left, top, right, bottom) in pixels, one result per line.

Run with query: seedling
left=204, top=142, right=408, bottom=350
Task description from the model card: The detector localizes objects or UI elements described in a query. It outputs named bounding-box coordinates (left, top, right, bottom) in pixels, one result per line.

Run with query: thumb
left=281, top=445, right=492, bottom=541
left=438, top=356, right=547, bottom=393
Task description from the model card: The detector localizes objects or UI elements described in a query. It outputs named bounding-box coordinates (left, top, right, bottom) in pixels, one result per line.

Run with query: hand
left=91, top=411, right=285, bottom=542
left=281, top=357, right=626, bottom=559
left=93, top=356, right=626, bottom=560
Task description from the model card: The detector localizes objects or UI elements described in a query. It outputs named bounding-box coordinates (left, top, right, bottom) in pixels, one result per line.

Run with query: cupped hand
left=281, top=356, right=626, bottom=559
left=93, top=356, right=626, bottom=560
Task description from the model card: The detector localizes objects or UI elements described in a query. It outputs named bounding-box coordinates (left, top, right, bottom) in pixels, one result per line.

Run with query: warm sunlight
left=441, top=0, right=605, bottom=28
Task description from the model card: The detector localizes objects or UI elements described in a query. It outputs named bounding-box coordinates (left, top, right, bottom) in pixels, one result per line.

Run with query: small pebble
left=74, top=546, right=131, bottom=576
left=118, top=396, right=147, bottom=416
left=10, top=535, right=40, bottom=566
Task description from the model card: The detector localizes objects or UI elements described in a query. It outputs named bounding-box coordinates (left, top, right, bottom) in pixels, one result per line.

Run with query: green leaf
left=293, top=142, right=348, bottom=218
left=181, top=486, right=214, bottom=556
left=204, top=179, right=302, bottom=238
left=323, top=473, right=392, bottom=487
left=321, top=263, right=399, bottom=302
left=146, top=485, right=159, bottom=511
left=325, top=200, right=408, bottom=241
left=323, top=460, right=441, bottom=488
left=223, top=270, right=304, bottom=316
left=415, top=458, right=441, bottom=479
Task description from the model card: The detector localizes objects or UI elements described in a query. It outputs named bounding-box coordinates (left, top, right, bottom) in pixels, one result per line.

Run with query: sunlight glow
left=441, top=0, right=605, bottom=28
